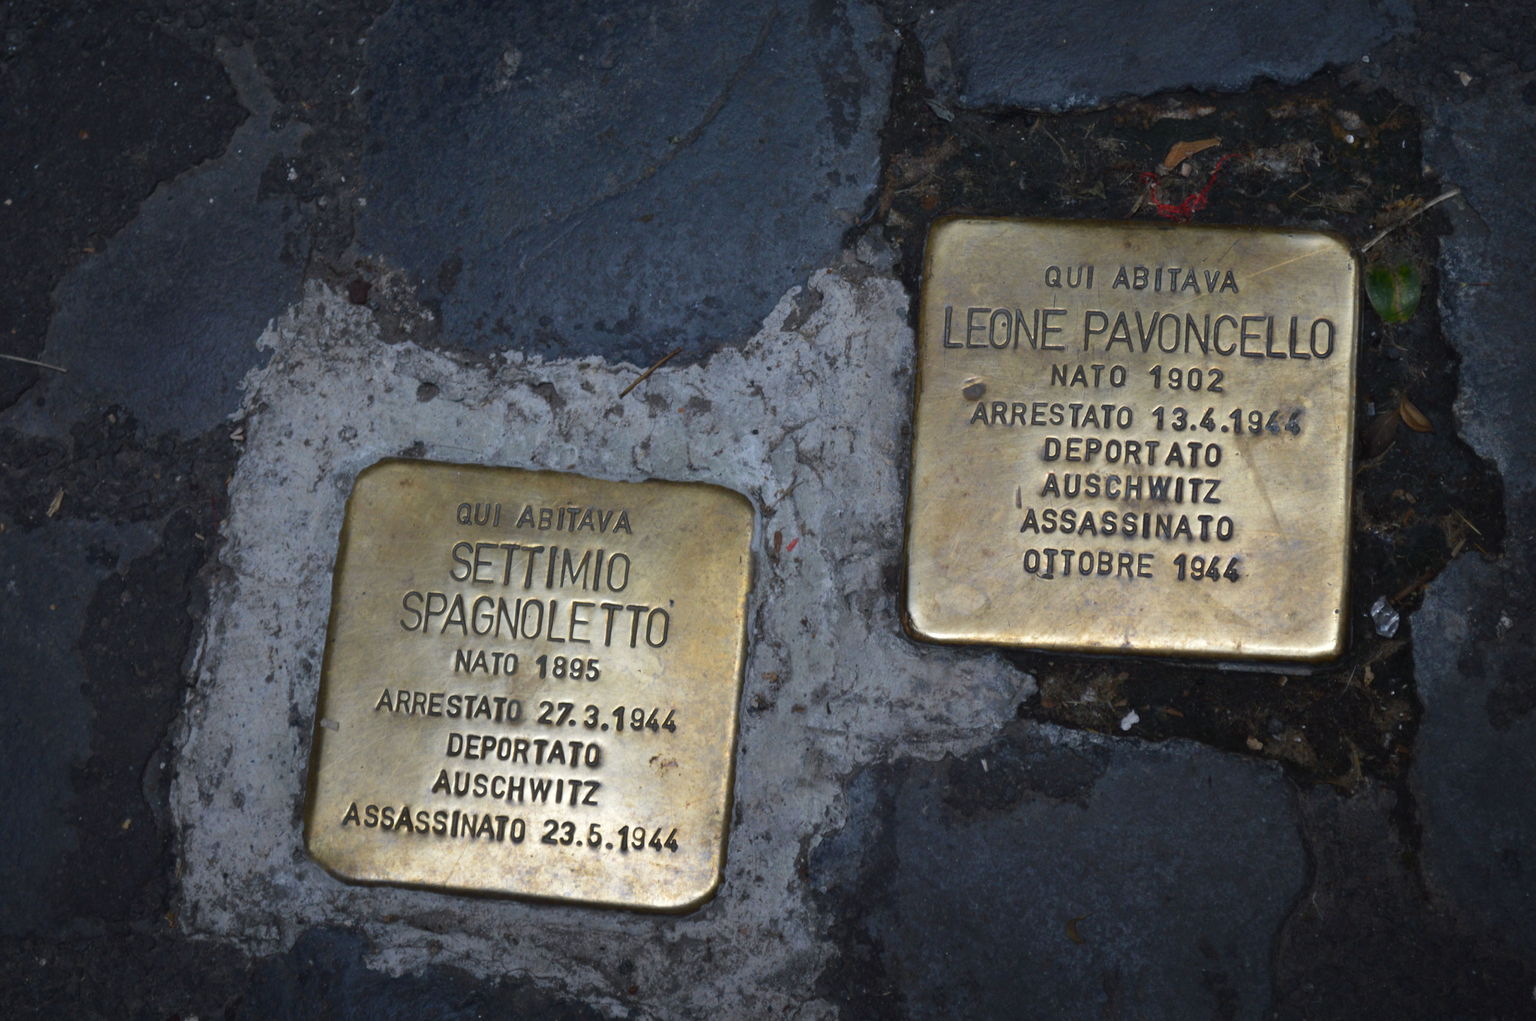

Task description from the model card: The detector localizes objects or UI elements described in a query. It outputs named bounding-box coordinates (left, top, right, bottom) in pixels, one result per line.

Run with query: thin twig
left=0, top=352, right=66, bottom=372
left=1031, top=121, right=1074, bottom=166
left=1360, top=187, right=1462, bottom=253
left=1391, top=568, right=1439, bottom=604
left=619, top=346, right=682, bottom=398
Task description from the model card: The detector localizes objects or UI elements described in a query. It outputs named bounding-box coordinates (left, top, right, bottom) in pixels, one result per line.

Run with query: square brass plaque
left=305, top=460, right=754, bottom=910
left=905, top=218, right=1358, bottom=661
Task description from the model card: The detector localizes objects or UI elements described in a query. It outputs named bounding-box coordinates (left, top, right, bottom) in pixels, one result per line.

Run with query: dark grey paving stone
left=1411, top=69, right=1536, bottom=960
left=40, top=48, right=304, bottom=437
left=1427, top=96, right=1536, bottom=504
left=236, top=927, right=605, bottom=1021
left=0, top=5, right=247, bottom=414
left=910, top=0, right=1411, bottom=111
left=359, top=0, right=893, bottom=366
left=0, top=520, right=155, bottom=936
left=1273, top=783, right=1531, bottom=1016
left=1414, top=551, right=1536, bottom=955
left=816, top=727, right=1304, bottom=1019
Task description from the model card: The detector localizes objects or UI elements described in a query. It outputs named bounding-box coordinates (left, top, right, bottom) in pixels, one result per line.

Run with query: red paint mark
left=1139, top=153, right=1238, bottom=222
left=784, top=537, right=799, bottom=553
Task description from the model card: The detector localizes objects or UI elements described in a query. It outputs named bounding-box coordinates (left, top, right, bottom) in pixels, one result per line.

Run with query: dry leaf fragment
left=1362, top=408, right=1402, bottom=458
left=1398, top=395, right=1433, bottom=433
left=1160, top=137, right=1221, bottom=171
left=46, top=488, right=63, bottom=518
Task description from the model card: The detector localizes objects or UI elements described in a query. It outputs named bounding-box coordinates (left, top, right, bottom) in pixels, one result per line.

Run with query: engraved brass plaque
left=905, top=219, right=1358, bottom=661
left=305, top=460, right=754, bottom=910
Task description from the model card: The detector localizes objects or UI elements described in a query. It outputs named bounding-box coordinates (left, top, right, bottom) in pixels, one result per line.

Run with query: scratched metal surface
left=905, top=219, right=1359, bottom=660
left=306, top=460, right=754, bottom=910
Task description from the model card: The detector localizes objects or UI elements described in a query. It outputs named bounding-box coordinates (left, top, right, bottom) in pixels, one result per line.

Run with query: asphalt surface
left=2, top=0, right=1534, bottom=1017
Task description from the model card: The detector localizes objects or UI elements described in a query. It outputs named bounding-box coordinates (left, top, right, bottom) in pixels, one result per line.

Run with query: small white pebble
left=1119, top=709, right=1140, bottom=732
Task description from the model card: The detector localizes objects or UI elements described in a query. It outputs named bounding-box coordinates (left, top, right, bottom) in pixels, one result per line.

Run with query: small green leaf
left=1365, top=263, right=1422, bottom=323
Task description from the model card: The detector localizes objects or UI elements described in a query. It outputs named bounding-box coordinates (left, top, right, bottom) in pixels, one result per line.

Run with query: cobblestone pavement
left=2, top=1, right=1533, bottom=1017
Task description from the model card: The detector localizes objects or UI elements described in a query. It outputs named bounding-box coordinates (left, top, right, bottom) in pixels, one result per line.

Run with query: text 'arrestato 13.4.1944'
left=904, top=218, right=1359, bottom=662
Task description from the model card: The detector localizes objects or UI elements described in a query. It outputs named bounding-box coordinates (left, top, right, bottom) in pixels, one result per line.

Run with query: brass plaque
left=905, top=219, right=1358, bottom=661
left=305, top=460, right=754, bottom=910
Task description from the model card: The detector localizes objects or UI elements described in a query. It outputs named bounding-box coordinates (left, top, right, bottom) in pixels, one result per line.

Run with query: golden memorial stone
left=905, top=218, right=1359, bottom=661
left=305, top=460, right=754, bottom=910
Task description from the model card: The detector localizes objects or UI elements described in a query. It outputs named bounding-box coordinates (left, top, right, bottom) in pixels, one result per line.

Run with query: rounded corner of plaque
left=711, top=483, right=757, bottom=525
left=1312, top=228, right=1357, bottom=257
left=301, top=828, right=346, bottom=879
left=662, top=870, right=726, bottom=914
left=1282, top=620, right=1349, bottom=664
left=923, top=215, right=978, bottom=256
left=351, top=457, right=409, bottom=491
left=900, top=601, right=941, bottom=646
left=1309, top=632, right=1349, bottom=664
left=926, top=215, right=967, bottom=238
left=303, top=837, right=385, bottom=892
left=1294, top=228, right=1360, bottom=280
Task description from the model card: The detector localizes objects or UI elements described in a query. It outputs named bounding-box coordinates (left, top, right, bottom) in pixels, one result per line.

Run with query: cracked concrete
left=174, top=263, right=1034, bottom=1016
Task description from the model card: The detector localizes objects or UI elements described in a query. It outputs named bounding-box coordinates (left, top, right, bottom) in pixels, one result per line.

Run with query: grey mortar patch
left=171, top=263, right=1035, bottom=1017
